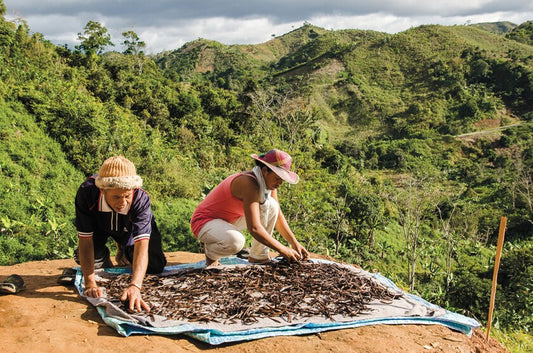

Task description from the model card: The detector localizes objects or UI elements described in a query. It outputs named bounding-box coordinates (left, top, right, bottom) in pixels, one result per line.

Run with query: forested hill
left=155, top=22, right=533, bottom=140
left=0, top=0, right=532, bottom=345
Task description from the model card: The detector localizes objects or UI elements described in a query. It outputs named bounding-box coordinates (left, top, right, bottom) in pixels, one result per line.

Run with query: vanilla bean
left=101, top=261, right=402, bottom=324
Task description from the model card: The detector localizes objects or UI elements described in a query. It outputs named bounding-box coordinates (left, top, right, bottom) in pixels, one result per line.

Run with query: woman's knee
left=198, top=220, right=246, bottom=257
left=224, top=231, right=245, bottom=254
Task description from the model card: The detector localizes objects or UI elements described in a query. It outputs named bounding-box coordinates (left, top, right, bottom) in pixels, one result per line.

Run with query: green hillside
left=0, top=99, right=82, bottom=262
left=471, top=21, right=517, bottom=35
left=0, top=1, right=531, bottom=348
left=505, top=20, right=533, bottom=46
left=158, top=23, right=532, bottom=136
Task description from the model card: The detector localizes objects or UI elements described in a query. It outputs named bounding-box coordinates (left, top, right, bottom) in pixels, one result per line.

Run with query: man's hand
left=121, top=284, right=150, bottom=312
left=83, top=285, right=104, bottom=298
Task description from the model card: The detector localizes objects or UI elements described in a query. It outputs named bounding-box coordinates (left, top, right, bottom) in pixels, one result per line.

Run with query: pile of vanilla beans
left=103, top=260, right=402, bottom=325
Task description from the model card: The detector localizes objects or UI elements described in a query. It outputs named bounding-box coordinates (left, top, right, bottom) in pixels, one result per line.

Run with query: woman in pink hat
left=190, top=149, right=309, bottom=266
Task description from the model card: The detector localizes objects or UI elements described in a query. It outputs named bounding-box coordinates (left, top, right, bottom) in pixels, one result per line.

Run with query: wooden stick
left=486, top=216, right=507, bottom=340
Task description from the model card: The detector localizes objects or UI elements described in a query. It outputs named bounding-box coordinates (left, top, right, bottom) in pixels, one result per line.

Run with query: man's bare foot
left=248, top=256, right=271, bottom=264
left=115, top=242, right=131, bottom=267
left=116, top=249, right=131, bottom=266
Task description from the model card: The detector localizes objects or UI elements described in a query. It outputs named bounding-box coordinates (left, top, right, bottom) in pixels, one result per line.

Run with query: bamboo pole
left=486, top=216, right=507, bottom=341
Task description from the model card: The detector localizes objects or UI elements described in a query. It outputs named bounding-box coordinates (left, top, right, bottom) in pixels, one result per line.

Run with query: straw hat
left=251, top=149, right=299, bottom=184
left=95, top=156, right=143, bottom=190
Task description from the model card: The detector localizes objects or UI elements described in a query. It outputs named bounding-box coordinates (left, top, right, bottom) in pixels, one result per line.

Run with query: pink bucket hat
left=251, top=149, right=299, bottom=184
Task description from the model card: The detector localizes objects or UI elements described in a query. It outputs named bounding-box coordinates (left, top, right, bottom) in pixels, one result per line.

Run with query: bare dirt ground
left=0, top=251, right=509, bottom=353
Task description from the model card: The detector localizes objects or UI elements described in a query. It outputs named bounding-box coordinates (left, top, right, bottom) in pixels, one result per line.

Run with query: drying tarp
left=74, top=257, right=480, bottom=345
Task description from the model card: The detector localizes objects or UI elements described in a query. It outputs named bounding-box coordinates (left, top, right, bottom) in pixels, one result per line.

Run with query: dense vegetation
left=0, top=1, right=531, bottom=348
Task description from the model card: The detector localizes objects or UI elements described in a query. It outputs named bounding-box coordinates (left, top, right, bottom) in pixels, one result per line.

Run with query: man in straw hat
left=74, top=156, right=167, bottom=312
left=191, top=149, right=309, bottom=266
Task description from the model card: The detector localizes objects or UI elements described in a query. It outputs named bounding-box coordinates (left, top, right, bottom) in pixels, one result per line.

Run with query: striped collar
left=98, top=191, right=131, bottom=215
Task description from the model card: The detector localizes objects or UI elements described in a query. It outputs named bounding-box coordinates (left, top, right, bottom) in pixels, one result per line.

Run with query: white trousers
left=197, top=198, right=279, bottom=261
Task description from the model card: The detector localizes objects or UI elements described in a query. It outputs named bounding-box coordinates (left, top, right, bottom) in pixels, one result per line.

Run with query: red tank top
left=190, top=172, right=255, bottom=236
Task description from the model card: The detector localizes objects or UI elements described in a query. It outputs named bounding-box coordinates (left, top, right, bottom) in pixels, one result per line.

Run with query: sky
left=4, top=1, right=533, bottom=54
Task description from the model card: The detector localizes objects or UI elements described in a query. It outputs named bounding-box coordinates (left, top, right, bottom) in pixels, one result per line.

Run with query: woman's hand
left=280, top=242, right=310, bottom=262
left=293, top=241, right=310, bottom=260
left=280, top=246, right=303, bottom=262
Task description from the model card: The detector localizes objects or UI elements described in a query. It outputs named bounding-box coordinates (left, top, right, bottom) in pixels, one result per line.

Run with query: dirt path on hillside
left=0, top=252, right=509, bottom=353
left=455, top=122, right=523, bottom=138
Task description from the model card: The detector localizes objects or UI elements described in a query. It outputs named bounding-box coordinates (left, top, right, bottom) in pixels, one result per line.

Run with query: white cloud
left=310, top=11, right=533, bottom=34
left=4, top=0, right=532, bottom=53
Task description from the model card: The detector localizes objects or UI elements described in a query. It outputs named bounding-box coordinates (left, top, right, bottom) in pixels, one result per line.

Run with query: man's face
left=102, top=188, right=134, bottom=213
left=263, top=168, right=284, bottom=190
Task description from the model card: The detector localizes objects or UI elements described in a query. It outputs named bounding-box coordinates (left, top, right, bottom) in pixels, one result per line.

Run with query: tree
left=276, top=98, right=317, bottom=151
left=243, top=87, right=278, bottom=146
left=349, top=191, right=388, bottom=248
left=515, top=159, right=533, bottom=215
left=435, top=191, right=463, bottom=292
left=0, top=0, right=6, bottom=17
left=76, top=20, right=113, bottom=55
left=243, top=86, right=318, bottom=151
left=122, top=30, right=146, bottom=75
left=331, top=188, right=352, bottom=255
left=392, top=176, right=436, bottom=291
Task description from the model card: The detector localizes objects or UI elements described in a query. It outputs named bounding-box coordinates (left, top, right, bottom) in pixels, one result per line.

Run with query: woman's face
left=262, top=167, right=284, bottom=190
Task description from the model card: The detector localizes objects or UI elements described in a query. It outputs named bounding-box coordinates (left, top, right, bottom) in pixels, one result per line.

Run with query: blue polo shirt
left=75, top=176, right=153, bottom=247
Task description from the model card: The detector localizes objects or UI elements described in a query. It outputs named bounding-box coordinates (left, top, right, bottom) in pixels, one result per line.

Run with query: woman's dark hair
left=255, top=160, right=272, bottom=172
